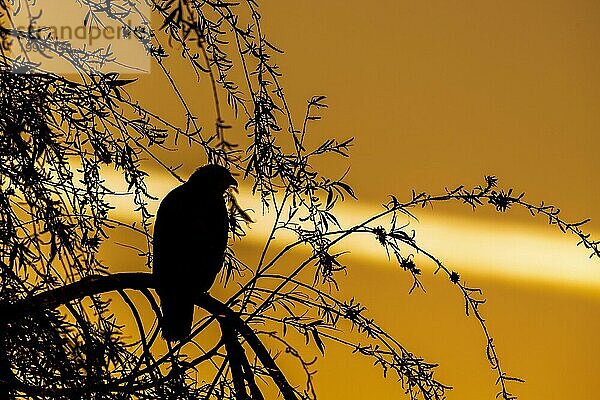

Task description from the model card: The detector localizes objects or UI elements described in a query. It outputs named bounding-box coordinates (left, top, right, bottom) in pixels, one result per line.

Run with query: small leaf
left=311, top=329, right=325, bottom=355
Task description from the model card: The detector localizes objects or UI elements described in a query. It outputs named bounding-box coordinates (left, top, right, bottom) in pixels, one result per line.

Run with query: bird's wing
left=193, top=193, right=229, bottom=291
left=152, top=184, right=229, bottom=342
left=152, top=186, right=187, bottom=291
left=152, top=185, right=198, bottom=341
left=153, top=185, right=229, bottom=293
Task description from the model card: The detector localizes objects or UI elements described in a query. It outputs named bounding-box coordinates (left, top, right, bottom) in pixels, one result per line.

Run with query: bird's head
left=186, top=164, right=238, bottom=194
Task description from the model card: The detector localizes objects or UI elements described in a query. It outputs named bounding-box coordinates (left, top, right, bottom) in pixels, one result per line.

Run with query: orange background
left=108, top=1, right=600, bottom=398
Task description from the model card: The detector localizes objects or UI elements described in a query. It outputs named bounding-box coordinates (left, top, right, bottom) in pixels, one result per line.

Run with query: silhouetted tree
left=0, top=1, right=598, bottom=399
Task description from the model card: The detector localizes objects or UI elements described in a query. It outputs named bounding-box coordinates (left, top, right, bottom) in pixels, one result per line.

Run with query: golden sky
left=254, top=1, right=600, bottom=398
left=103, top=1, right=600, bottom=398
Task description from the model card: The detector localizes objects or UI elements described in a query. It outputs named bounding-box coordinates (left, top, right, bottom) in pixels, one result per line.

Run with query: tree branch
left=1, top=272, right=299, bottom=400
left=220, top=319, right=251, bottom=400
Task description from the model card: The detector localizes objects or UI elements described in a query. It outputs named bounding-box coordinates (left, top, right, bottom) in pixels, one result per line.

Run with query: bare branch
left=1, top=272, right=299, bottom=400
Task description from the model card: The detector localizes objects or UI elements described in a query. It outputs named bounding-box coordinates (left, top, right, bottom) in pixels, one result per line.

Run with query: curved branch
left=1, top=272, right=298, bottom=400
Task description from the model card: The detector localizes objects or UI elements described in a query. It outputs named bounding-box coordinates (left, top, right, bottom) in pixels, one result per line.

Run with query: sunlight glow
left=106, top=169, right=600, bottom=292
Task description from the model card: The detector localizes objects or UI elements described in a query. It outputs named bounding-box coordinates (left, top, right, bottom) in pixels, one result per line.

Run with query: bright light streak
left=105, top=169, right=600, bottom=292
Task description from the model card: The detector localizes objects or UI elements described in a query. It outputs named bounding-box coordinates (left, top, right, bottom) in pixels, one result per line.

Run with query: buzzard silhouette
left=153, top=165, right=237, bottom=342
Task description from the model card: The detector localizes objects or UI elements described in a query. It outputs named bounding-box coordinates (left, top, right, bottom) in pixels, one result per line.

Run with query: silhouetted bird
left=153, top=165, right=237, bottom=342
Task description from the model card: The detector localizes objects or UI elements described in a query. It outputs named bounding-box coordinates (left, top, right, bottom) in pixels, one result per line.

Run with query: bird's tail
left=159, top=295, right=194, bottom=342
